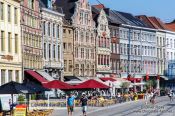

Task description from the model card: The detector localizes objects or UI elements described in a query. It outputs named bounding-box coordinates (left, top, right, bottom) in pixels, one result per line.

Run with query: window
left=64, top=60, right=67, bottom=72
left=53, top=23, right=55, bottom=37
left=75, top=47, right=78, bottom=58
left=69, top=60, right=72, bottom=72
left=63, top=43, right=66, bottom=50
left=53, top=45, right=55, bottom=59
left=49, top=44, right=51, bottom=59
left=15, top=34, right=18, bottom=53
left=98, top=55, right=100, bottom=65
left=91, top=33, right=94, bottom=43
left=43, top=21, right=45, bottom=35
left=85, top=13, right=88, bottom=24
left=8, top=32, right=12, bottom=52
left=58, top=45, right=60, bottom=59
left=81, top=48, right=84, bottom=58
left=1, top=31, right=5, bottom=51
left=86, top=32, right=89, bottom=43
left=80, top=12, right=83, bottom=24
left=8, top=70, right=12, bottom=82
left=81, top=31, right=84, bottom=42
left=8, top=5, right=11, bottom=22
left=14, top=7, right=18, bottom=24
left=86, top=49, right=89, bottom=59
left=63, top=29, right=66, bottom=33
left=44, top=43, right=46, bottom=59
left=91, top=49, right=94, bottom=59
left=68, top=43, right=71, bottom=50
left=0, top=2, right=4, bottom=20
left=15, top=70, right=19, bottom=82
left=48, top=23, right=50, bottom=36
left=28, top=0, right=34, bottom=9
left=68, top=30, right=71, bottom=34
left=1, top=69, right=5, bottom=85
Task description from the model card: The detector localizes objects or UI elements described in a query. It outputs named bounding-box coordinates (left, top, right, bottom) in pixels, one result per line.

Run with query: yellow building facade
left=0, top=0, right=22, bottom=85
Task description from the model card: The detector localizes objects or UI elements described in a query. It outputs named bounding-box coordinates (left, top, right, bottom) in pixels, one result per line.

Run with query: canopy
left=73, top=79, right=110, bottom=89
left=100, top=77, right=116, bottom=82
left=43, top=80, right=73, bottom=90
left=0, top=81, right=35, bottom=94
left=25, top=70, right=48, bottom=84
left=22, top=82, right=50, bottom=92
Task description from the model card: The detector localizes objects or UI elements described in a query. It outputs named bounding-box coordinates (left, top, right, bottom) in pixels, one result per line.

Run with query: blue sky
left=89, top=0, right=175, bottom=23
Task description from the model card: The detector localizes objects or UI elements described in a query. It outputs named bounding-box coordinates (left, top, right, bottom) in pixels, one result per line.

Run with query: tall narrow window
left=8, top=32, right=12, bottom=52
left=57, top=25, right=59, bottom=38
left=48, top=23, right=50, bottom=36
left=43, top=21, right=45, bottom=35
left=8, top=5, right=11, bottom=22
left=15, top=34, right=18, bottom=53
left=0, top=2, right=4, bottom=20
left=53, top=23, right=55, bottom=37
left=1, top=31, right=4, bottom=51
left=44, top=43, right=46, bottom=59
left=8, top=70, right=12, bottom=82
left=53, top=45, right=55, bottom=59
left=14, top=7, right=18, bottom=24
left=49, top=44, right=51, bottom=59
left=15, top=70, right=19, bottom=82
left=1, top=69, right=5, bottom=85
left=58, top=45, right=60, bottom=59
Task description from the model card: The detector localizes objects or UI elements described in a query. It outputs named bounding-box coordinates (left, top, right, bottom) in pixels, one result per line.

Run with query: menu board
left=14, top=105, right=27, bottom=116
left=0, top=95, right=11, bottom=111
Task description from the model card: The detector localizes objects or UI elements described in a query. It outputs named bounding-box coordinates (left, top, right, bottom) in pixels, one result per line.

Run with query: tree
left=146, top=80, right=157, bottom=90
left=120, top=82, right=130, bottom=94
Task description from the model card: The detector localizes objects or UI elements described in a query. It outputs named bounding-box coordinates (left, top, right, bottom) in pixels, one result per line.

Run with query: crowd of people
left=65, top=88, right=175, bottom=116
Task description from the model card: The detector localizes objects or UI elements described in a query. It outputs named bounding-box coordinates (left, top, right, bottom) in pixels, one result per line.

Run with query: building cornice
left=41, top=8, right=64, bottom=17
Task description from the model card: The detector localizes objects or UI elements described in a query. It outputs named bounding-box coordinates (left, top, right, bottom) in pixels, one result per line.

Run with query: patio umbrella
left=0, top=81, right=35, bottom=94
left=73, top=79, right=110, bottom=89
left=0, top=81, right=35, bottom=110
left=22, top=82, right=50, bottom=93
left=43, top=80, right=73, bottom=90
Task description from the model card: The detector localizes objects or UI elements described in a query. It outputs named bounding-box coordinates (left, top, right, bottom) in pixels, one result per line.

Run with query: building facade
left=40, top=0, right=64, bottom=80
left=21, top=0, right=43, bottom=70
left=63, top=20, right=74, bottom=77
left=57, top=0, right=96, bottom=79
left=92, top=6, right=111, bottom=77
left=105, top=10, right=157, bottom=78
left=0, top=0, right=22, bottom=85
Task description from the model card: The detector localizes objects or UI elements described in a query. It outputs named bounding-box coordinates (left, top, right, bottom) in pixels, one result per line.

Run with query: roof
left=115, top=11, right=148, bottom=27
left=165, top=21, right=175, bottom=32
left=56, top=0, right=78, bottom=20
left=136, top=15, right=168, bottom=30
left=36, top=70, right=54, bottom=81
left=25, top=70, right=48, bottom=84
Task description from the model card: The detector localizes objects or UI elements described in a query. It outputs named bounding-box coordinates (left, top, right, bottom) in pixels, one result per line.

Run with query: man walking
left=67, top=93, right=75, bottom=116
left=80, top=93, right=88, bottom=116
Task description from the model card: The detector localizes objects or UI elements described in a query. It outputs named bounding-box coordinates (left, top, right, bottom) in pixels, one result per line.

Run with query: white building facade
left=0, top=0, right=22, bottom=85
left=41, top=4, right=64, bottom=80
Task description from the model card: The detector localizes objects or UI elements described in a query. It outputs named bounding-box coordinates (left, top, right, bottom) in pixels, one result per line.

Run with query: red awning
left=126, top=77, right=142, bottom=82
left=73, top=79, right=110, bottom=89
left=100, top=77, right=116, bottom=82
left=25, top=70, right=48, bottom=84
left=43, top=80, right=73, bottom=90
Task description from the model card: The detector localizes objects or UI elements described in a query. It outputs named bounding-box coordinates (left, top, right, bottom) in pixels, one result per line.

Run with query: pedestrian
left=80, top=93, right=88, bottom=116
left=169, top=90, right=173, bottom=101
left=66, top=93, right=75, bottom=116
left=117, top=93, right=121, bottom=103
